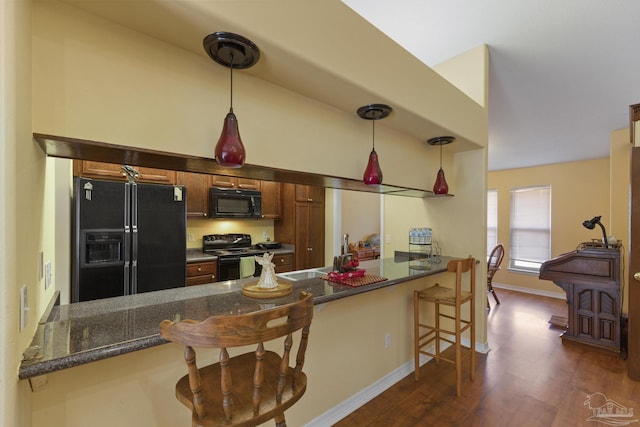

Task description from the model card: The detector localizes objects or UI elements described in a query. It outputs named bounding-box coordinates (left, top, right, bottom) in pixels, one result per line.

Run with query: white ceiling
left=344, top=0, right=640, bottom=171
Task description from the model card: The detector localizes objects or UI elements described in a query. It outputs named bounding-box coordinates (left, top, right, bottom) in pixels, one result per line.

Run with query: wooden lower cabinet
left=272, top=253, right=293, bottom=273
left=186, top=260, right=217, bottom=286
left=275, top=184, right=325, bottom=270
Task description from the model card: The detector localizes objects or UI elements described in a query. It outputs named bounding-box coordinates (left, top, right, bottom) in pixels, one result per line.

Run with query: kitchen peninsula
left=20, top=256, right=456, bottom=380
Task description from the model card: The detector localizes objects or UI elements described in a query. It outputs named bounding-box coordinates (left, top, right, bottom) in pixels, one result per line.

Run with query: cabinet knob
left=308, top=198, right=313, bottom=202
left=211, top=274, right=215, bottom=279
left=203, top=213, right=207, bottom=217
left=197, top=267, right=203, bottom=272
left=634, top=272, right=640, bottom=282
left=307, top=247, right=313, bottom=251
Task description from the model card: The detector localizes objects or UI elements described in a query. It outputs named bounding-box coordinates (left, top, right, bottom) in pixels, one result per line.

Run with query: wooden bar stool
left=160, top=291, right=314, bottom=427
left=413, top=257, right=476, bottom=397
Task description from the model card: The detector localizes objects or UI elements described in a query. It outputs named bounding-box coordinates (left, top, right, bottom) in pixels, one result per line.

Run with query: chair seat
left=176, top=351, right=307, bottom=427
left=417, top=284, right=472, bottom=305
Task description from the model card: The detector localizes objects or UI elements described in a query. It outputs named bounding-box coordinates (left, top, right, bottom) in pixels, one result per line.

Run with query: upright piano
left=539, top=243, right=621, bottom=354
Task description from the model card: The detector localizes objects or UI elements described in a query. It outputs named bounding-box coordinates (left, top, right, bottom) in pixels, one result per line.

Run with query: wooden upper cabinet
left=295, top=184, right=324, bottom=204
left=176, top=171, right=212, bottom=218
left=74, top=161, right=176, bottom=184
left=210, top=175, right=260, bottom=190
left=260, top=181, right=282, bottom=219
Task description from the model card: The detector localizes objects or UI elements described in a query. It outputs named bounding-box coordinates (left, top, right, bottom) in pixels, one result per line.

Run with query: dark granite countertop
left=19, top=255, right=455, bottom=379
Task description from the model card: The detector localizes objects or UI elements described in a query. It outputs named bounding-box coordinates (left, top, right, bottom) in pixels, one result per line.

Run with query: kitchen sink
left=277, top=267, right=332, bottom=281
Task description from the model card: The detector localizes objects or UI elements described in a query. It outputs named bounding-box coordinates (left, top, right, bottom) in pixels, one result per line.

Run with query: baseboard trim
left=491, top=282, right=566, bottom=300
left=306, top=338, right=487, bottom=426
left=305, top=361, right=416, bottom=426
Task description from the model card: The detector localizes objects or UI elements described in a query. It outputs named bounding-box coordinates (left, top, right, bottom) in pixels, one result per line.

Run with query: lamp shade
left=363, top=149, right=383, bottom=185
left=433, top=168, right=449, bottom=194
left=215, top=110, right=245, bottom=168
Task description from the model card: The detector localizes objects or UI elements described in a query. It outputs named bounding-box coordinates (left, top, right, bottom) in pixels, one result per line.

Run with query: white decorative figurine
left=255, top=253, right=278, bottom=289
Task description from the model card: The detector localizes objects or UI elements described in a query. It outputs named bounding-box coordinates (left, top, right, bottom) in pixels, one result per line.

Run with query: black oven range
left=202, top=234, right=280, bottom=281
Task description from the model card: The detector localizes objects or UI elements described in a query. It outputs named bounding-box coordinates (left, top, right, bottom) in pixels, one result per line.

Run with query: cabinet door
left=307, top=202, right=325, bottom=267
left=260, top=181, right=282, bottom=219
left=186, top=261, right=217, bottom=286
left=75, top=161, right=176, bottom=184
left=176, top=172, right=211, bottom=218
left=210, top=175, right=236, bottom=188
left=295, top=184, right=324, bottom=203
left=237, top=178, right=260, bottom=190
left=294, top=203, right=311, bottom=270
left=272, top=253, right=293, bottom=273
left=211, top=175, right=260, bottom=189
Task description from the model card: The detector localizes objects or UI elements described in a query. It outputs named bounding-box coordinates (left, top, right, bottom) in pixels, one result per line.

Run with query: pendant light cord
left=439, top=142, right=443, bottom=169
left=229, top=52, right=234, bottom=113
left=372, top=120, right=376, bottom=151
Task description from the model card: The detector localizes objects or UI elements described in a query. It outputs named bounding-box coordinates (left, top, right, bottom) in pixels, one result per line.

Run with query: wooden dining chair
left=159, top=291, right=314, bottom=427
left=414, top=257, right=476, bottom=397
left=487, top=243, right=505, bottom=308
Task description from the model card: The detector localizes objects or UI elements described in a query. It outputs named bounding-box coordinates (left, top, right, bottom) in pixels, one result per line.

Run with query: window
left=509, top=186, right=551, bottom=272
left=487, top=189, right=498, bottom=256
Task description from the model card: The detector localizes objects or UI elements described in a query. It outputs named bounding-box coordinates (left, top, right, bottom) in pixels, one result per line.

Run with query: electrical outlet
left=20, top=285, right=29, bottom=331
left=263, top=230, right=268, bottom=239
left=385, top=333, right=391, bottom=349
left=187, top=233, right=194, bottom=242
left=385, top=234, right=391, bottom=244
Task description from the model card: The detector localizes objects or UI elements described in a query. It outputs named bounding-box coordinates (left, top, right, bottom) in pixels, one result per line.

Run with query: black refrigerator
left=72, top=177, right=187, bottom=302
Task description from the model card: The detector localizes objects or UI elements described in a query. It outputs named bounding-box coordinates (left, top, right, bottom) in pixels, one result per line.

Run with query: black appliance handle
left=124, top=183, right=132, bottom=296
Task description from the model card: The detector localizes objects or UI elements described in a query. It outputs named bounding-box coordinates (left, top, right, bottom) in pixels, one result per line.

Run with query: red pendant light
left=427, top=136, right=455, bottom=195
left=357, top=104, right=392, bottom=185
left=203, top=32, right=260, bottom=168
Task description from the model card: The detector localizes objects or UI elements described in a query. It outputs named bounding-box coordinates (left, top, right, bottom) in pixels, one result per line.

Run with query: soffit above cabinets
left=35, top=133, right=441, bottom=198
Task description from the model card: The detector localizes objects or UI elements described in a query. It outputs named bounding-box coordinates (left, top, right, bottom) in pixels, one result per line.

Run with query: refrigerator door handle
left=130, top=183, right=138, bottom=294
left=124, top=183, right=132, bottom=296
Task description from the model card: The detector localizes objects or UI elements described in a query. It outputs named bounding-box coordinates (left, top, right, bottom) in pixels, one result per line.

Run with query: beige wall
left=0, top=1, right=488, bottom=426
left=342, top=191, right=381, bottom=245
left=488, top=158, right=611, bottom=295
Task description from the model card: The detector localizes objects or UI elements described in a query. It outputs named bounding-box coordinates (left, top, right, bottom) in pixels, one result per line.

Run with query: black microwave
left=209, top=187, right=262, bottom=219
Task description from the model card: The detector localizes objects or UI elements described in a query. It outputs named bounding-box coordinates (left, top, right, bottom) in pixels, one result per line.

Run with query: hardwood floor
left=334, top=289, right=640, bottom=426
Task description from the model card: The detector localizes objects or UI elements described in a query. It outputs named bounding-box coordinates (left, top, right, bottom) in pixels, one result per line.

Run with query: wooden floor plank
left=334, top=289, right=640, bottom=426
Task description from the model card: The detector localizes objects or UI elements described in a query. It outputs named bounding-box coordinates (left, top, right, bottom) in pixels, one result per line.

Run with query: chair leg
left=488, top=282, right=500, bottom=305
left=274, top=413, right=286, bottom=427
left=455, top=302, right=462, bottom=397
left=435, top=302, right=440, bottom=361
left=470, top=297, right=476, bottom=383
left=414, top=292, right=420, bottom=380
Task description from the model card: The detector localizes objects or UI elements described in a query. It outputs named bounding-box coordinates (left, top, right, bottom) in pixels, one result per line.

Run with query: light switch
left=20, top=285, right=29, bottom=331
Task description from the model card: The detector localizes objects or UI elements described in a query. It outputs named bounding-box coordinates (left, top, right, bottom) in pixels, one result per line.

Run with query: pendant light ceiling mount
left=203, top=32, right=260, bottom=169
left=426, top=136, right=455, bottom=147
left=203, top=32, right=260, bottom=69
left=358, top=104, right=392, bottom=186
left=357, top=104, right=392, bottom=121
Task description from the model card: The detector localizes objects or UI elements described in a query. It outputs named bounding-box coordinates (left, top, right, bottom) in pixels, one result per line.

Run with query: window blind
left=510, top=186, right=551, bottom=269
